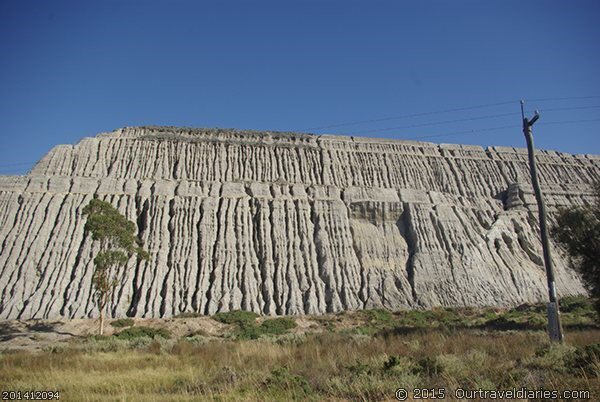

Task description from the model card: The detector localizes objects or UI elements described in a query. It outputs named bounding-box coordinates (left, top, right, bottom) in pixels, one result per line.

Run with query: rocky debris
left=0, top=127, right=598, bottom=319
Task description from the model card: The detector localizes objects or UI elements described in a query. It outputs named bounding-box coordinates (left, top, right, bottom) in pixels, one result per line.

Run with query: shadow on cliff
left=0, top=321, right=22, bottom=341
left=26, top=321, right=78, bottom=337
left=0, top=321, right=78, bottom=342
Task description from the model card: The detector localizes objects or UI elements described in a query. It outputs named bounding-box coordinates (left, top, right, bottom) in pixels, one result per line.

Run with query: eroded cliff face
left=0, top=127, right=598, bottom=319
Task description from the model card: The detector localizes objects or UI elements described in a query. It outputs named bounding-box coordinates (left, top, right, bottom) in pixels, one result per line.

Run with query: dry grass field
left=1, top=296, right=598, bottom=401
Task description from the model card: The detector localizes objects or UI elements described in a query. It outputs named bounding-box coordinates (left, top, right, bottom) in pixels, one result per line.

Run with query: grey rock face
left=0, top=127, right=598, bottom=319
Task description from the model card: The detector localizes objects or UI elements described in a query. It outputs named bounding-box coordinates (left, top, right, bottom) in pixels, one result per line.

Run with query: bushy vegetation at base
left=2, top=330, right=598, bottom=401
left=110, top=318, right=134, bottom=328
left=212, top=310, right=297, bottom=339
left=213, top=310, right=259, bottom=325
left=1, top=298, right=598, bottom=401
left=260, top=317, right=297, bottom=335
left=114, top=326, right=171, bottom=340
left=347, top=295, right=598, bottom=337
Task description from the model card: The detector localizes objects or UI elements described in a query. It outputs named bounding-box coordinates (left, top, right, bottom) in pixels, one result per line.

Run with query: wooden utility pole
left=521, top=100, right=564, bottom=342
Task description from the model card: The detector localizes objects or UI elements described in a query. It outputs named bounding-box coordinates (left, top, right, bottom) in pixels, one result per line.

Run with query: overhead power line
left=538, top=117, right=600, bottom=126
left=345, top=112, right=520, bottom=135
left=296, top=95, right=600, bottom=133
left=343, top=105, right=600, bottom=136
left=538, top=105, right=600, bottom=113
left=296, top=100, right=519, bottom=132
left=526, top=95, right=600, bottom=102
left=391, top=117, right=600, bottom=142
left=2, top=97, right=599, bottom=172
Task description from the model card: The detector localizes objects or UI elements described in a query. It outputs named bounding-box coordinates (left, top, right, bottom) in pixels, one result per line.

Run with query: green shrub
left=213, top=310, right=259, bottom=325
left=265, top=367, right=312, bottom=396
left=570, top=343, right=600, bottom=374
left=527, top=344, right=577, bottom=372
left=579, top=343, right=600, bottom=361
left=381, top=355, right=416, bottom=377
left=347, top=361, right=373, bottom=376
left=415, top=356, right=444, bottom=376
left=213, top=310, right=262, bottom=339
left=383, top=355, right=402, bottom=371
left=114, top=326, right=171, bottom=340
left=397, top=310, right=436, bottom=327
left=260, top=317, right=296, bottom=335
left=234, top=322, right=262, bottom=340
left=218, top=315, right=297, bottom=339
left=363, top=309, right=394, bottom=324
left=560, top=295, right=592, bottom=313
left=110, top=318, right=134, bottom=328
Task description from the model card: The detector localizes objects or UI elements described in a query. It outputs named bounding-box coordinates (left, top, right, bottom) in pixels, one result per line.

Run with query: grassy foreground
left=1, top=296, right=599, bottom=401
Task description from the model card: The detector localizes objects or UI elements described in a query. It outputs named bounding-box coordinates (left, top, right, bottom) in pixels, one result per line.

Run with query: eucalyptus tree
left=83, top=198, right=148, bottom=335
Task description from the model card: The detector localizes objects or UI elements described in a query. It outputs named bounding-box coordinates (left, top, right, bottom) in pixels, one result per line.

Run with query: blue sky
left=1, top=0, right=599, bottom=174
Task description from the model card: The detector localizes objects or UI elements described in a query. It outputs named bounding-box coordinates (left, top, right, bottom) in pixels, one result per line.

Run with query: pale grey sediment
left=0, top=126, right=597, bottom=319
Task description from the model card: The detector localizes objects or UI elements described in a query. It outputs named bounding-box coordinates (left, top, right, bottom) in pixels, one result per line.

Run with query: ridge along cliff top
left=85, top=125, right=597, bottom=158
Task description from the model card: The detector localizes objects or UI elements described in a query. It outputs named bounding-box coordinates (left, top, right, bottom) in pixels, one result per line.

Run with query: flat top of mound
left=91, top=125, right=599, bottom=158
left=98, top=125, right=501, bottom=153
